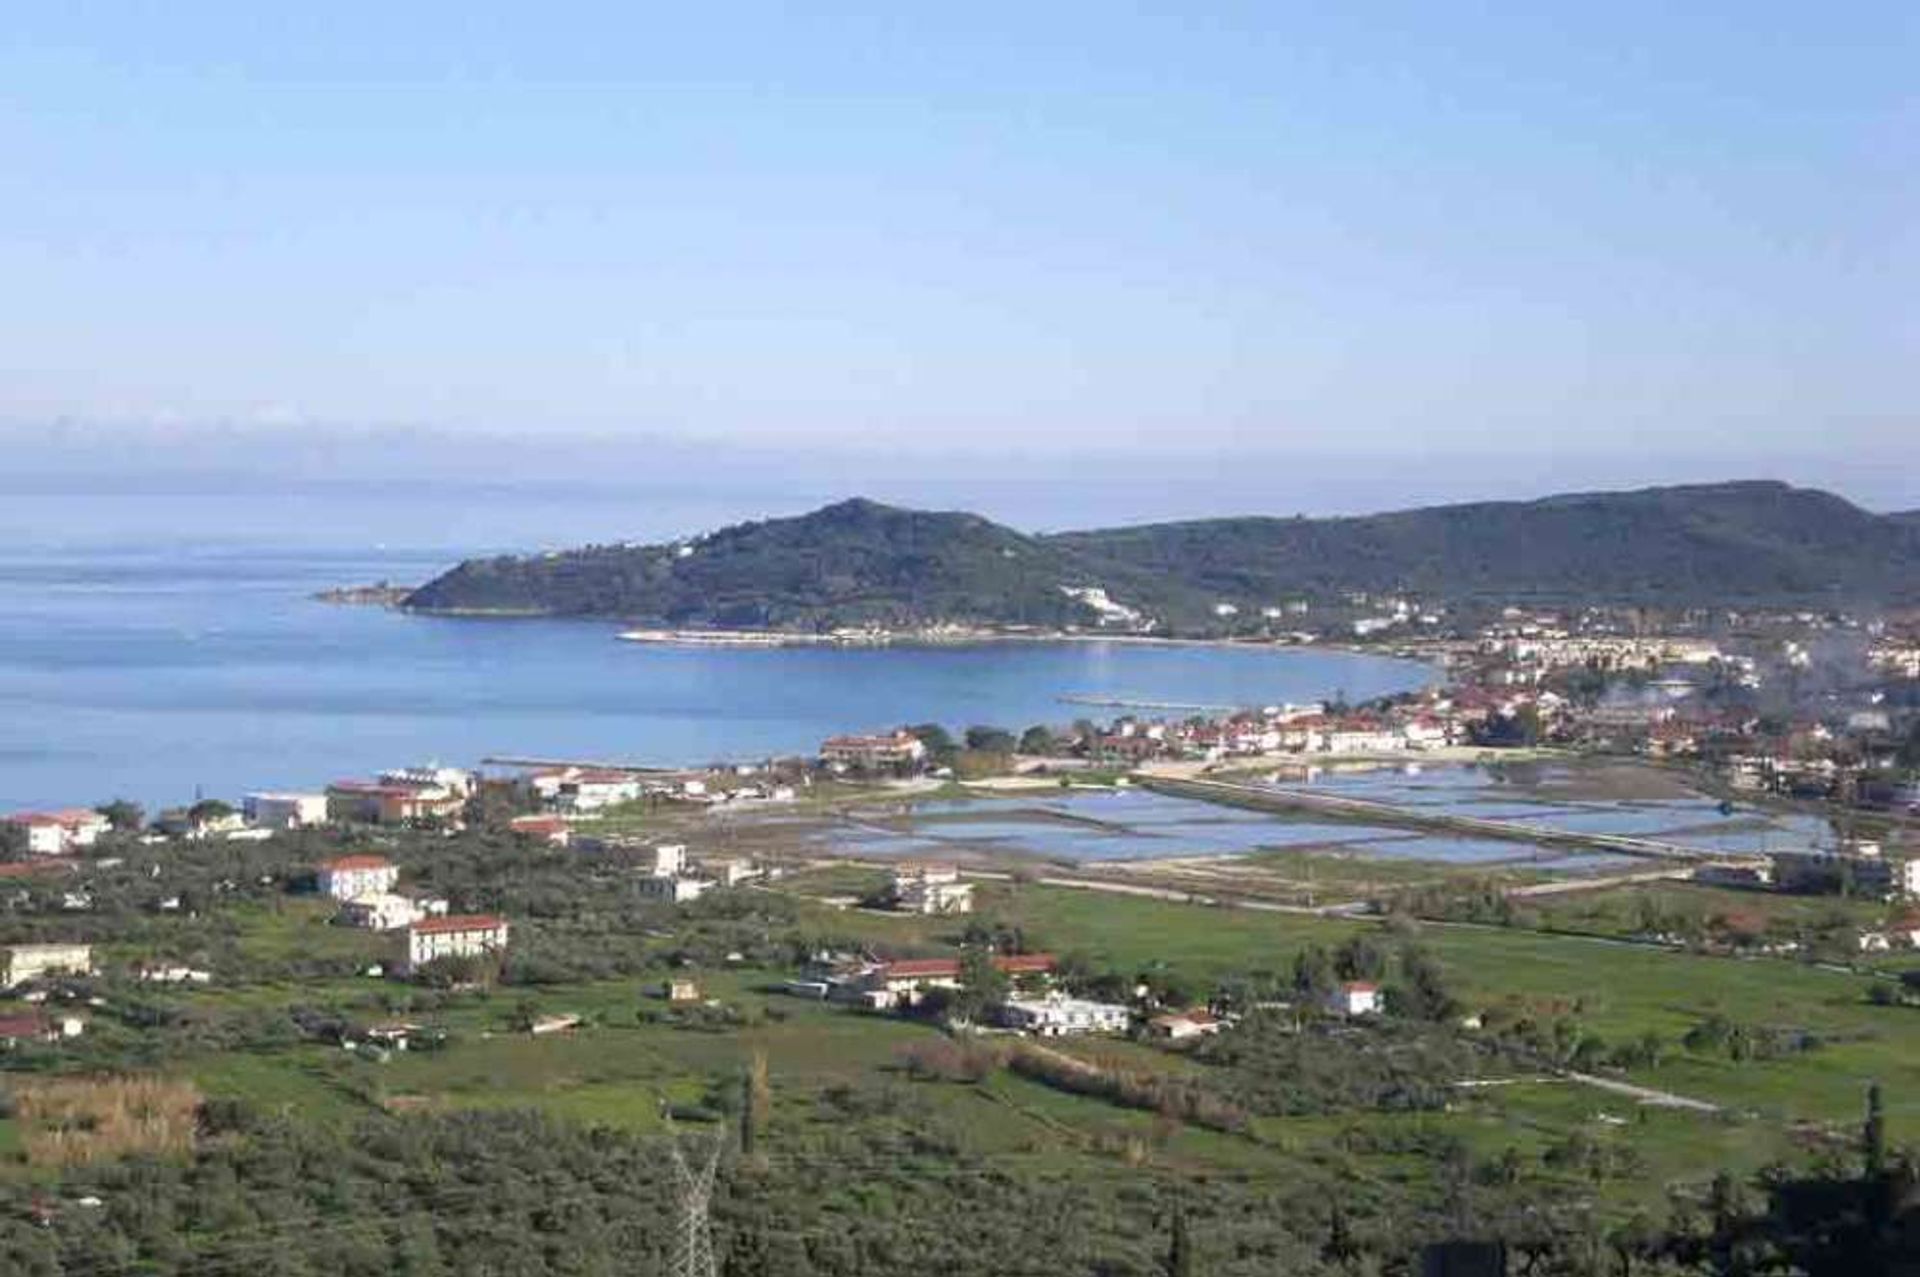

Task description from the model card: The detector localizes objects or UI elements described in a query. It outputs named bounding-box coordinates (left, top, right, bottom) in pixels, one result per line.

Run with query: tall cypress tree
left=1865, top=1081, right=1887, bottom=1177
left=1167, top=1203, right=1195, bottom=1277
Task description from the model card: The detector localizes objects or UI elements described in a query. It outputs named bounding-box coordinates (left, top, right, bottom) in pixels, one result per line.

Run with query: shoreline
left=614, top=624, right=1442, bottom=665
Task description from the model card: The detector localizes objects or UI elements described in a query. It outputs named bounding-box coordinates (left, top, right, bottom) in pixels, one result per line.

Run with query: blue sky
left=1, top=3, right=1913, bottom=513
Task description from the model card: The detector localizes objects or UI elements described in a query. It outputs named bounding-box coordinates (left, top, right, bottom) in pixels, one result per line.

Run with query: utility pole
left=666, top=1118, right=723, bottom=1277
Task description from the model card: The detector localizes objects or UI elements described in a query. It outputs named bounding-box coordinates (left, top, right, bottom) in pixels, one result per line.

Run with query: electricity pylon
left=666, top=1118, right=723, bottom=1277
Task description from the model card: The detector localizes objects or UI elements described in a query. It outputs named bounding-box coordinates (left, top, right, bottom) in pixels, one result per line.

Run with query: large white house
left=998, top=994, right=1131, bottom=1037
left=318, top=854, right=401, bottom=902
left=339, top=892, right=446, bottom=932
left=820, top=731, right=927, bottom=772
left=891, top=864, right=974, bottom=915
left=4, top=809, right=111, bottom=856
left=3, top=943, right=93, bottom=988
left=403, top=914, right=509, bottom=973
left=243, top=792, right=329, bottom=830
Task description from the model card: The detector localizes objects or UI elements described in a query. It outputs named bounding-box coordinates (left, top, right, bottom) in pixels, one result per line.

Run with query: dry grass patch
left=7, top=1075, right=199, bottom=1167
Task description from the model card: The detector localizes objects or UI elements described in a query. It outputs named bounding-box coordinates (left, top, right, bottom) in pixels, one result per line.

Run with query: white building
left=339, top=892, right=445, bottom=932
left=244, top=792, right=329, bottom=830
left=1325, top=981, right=1381, bottom=1017
left=1149, top=1009, right=1224, bottom=1041
left=820, top=731, right=927, bottom=772
left=710, top=858, right=764, bottom=887
left=998, top=994, right=1131, bottom=1037
left=651, top=844, right=688, bottom=877
left=3, top=943, right=93, bottom=988
left=4, top=809, right=112, bottom=856
left=638, top=874, right=714, bottom=904
left=136, top=964, right=213, bottom=985
left=380, top=766, right=476, bottom=798
left=525, top=767, right=643, bottom=811
left=403, top=914, right=509, bottom=973
left=892, top=864, right=974, bottom=915
left=318, top=854, right=400, bottom=902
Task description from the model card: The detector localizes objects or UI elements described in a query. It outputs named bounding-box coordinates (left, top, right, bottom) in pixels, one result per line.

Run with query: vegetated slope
left=1056, top=481, right=1920, bottom=608
left=404, top=498, right=1105, bottom=628
left=407, top=482, right=1920, bottom=628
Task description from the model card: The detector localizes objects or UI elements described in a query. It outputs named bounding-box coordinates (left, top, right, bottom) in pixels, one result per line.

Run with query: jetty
left=1057, top=694, right=1243, bottom=714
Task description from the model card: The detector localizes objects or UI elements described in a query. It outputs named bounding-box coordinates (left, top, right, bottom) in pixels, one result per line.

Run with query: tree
left=1334, top=934, right=1386, bottom=982
left=1166, top=1203, right=1195, bottom=1277
left=1018, top=725, right=1058, bottom=755
left=1392, top=945, right=1459, bottom=1022
left=954, top=948, right=1010, bottom=1024
left=741, top=1049, right=770, bottom=1155
left=1291, top=945, right=1335, bottom=1002
left=95, top=799, right=145, bottom=832
left=908, top=723, right=958, bottom=767
left=1864, top=1081, right=1886, bottom=1177
left=964, top=726, right=1017, bottom=754
left=187, top=798, right=235, bottom=826
left=1321, top=1201, right=1360, bottom=1270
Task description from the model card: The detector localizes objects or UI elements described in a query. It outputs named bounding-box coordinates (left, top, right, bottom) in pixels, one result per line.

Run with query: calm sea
left=0, top=488, right=1432, bottom=811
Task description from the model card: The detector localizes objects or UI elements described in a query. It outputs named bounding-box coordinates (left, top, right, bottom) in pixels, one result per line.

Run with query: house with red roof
left=831, top=952, right=1056, bottom=1010
left=1325, top=981, right=1381, bottom=1017
left=403, top=914, right=510, bottom=974
left=3, top=809, right=111, bottom=857
left=318, top=854, right=400, bottom=902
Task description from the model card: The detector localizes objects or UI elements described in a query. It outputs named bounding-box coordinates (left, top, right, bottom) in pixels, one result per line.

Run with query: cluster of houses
left=632, top=842, right=771, bottom=904
left=325, top=766, right=475, bottom=826
left=783, top=948, right=1382, bottom=1038
left=0, top=942, right=94, bottom=1048
left=1, top=808, right=112, bottom=857
left=314, top=852, right=508, bottom=975
left=889, top=863, right=974, bottom=914
left=1088, top=704, right=1454, bottom=765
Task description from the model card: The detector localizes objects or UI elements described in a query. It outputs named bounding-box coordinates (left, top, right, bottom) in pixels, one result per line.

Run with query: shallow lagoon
left=804, top=762, right=1835, bottom=870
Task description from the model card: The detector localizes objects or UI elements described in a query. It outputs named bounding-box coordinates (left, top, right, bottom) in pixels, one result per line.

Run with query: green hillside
left=404, top=497, right=1108, bottom=628
left=1059, top=480, right=1920, bottom=609
left=406, top=482, right=1920, bottom=628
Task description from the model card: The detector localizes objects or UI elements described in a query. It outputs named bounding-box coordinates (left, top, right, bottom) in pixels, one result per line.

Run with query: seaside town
left=1, top=594, right=1917, bottom=1272
left=5, top=599, right=1916, bottom=1025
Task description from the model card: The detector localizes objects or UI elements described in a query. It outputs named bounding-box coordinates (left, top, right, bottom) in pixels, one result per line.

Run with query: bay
left=0, top=490, right=1432, bottom=810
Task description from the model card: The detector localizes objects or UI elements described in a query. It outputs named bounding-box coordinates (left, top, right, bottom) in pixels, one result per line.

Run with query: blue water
left=0, top=505, right=1433, bottom=810
left=1290, top=763, right=1836, bottom=855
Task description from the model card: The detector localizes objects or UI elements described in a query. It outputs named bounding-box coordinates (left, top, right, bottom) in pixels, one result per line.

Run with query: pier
left=1057, top=694, right=1243, bottom=714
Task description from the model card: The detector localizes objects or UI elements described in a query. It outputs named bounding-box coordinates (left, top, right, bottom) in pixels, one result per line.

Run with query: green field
left=10, top=853, right=1914, bottom=1237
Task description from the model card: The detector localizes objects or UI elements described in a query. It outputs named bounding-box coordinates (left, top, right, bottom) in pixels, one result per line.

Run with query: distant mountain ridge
left=405, top=482, right=1920, bottom=629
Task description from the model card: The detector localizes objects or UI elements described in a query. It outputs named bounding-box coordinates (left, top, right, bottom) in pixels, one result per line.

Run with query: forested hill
left=403, top=498, right=1110, bottom=628
left=405, top=482, right=1920, bottom=628
left=1055, top=481, right=1920, bottom=611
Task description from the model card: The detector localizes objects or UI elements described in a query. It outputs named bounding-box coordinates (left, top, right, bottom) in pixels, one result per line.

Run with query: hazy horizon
left=0, top=421, right=1911, bottom=548
left=4, top=3, right=1913, bottom=510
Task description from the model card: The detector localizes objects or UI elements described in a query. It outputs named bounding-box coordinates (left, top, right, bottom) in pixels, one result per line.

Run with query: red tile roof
left=875, top=952, right=1056, bottom=981
left=411, top=914, right=508, bottom=935
left=0, top=1012, right=49, bottom=1040
left=321, top=854, right=394, bottom=872
left=0, top=860, right=77, bottom=879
